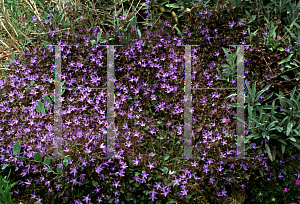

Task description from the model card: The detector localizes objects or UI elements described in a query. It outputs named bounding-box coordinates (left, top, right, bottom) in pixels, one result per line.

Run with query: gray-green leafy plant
left=229, top=81, right=300, bottom=163
left=216, top=47, right=241, bottom=83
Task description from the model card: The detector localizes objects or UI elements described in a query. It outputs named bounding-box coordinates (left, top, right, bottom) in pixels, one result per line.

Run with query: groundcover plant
left=0, top=0, right=300, bottom=204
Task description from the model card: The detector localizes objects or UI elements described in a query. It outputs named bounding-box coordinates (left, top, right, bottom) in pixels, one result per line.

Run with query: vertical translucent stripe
left=236, top=45, right=246, bottom=158
left=184, top=45, right=192, bottom=159
left=106, top=45, right=116, bottom=159
left=54, top=45, right=63, bottom=160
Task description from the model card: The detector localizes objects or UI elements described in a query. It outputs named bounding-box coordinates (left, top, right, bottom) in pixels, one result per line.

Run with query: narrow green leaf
left=281, top=144, right=286, bottom=155
left=265, top=143, right=273, bottom=162
left=137, top=27, right=141, bottom=38
left=280, top=75, right=291, bottom=81
left=1, top=164, right=10, bottom=171
left=174, top=25, right=182, bottom=36
left=288, top=137, right=297, bottom=142
left=45, top=168, right=54, bottom=173
left=287, top=121, right=294, bottom=136
left=272, top=150, right=276, bottom=162
left=50, top=95, right=55, bottom=102
left=165, top=3, right=181, bottom=8
left=97, top=30, right=103, bottom=44
left=278, top=54, right=294, bottom=65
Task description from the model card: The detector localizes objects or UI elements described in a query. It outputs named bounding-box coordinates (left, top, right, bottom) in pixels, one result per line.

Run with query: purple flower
left=149, top=190, right=157, bottom=201
left=285, top=46, right=291, bottom=52
left=209, top=176, right=215, bottom=184
left=147, top=162, right=155, bottom=169
left=120, top=15, right=127, bottom=20
left=172, top=177, right=181, bottom=186
left=228, top=22, right=236, bottom=28
left=82, top=194, right=91, bottom=203
left=237, top=19, right=243, bottom=26
left=31, top=15, right=37, bottom=22
left=181, top=188, right=188, bottom=196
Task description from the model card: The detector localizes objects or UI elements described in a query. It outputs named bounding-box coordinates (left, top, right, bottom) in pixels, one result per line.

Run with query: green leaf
left=259, top=169, right=264, bottom=177
left=159, top=167, right=168, bottom=174
left=1, top=164, right=10, bottom=171
left=287, top=121, right=294, bottom=136
left=280, top=116, right=289, bottom=126
left=63, top=159, right=69, bottom=167
left=174, top=25, right=182, bottom=36
left=288, top=137, right=297, bottom=142
left=280, top=74, right=291, bottom=81
left=272, top=150, right=276, bottom=162
left=13, top=141, right=21, bottom=156
left=56, top=165, right=63, bottom=173
left=265, top=143, right=273, bottom=162
left=45, top=105, right=49, bottom=111
left=248, top=15, right=257, bottom=24
left=254, top=84, right=271, bottom=102
left=281, top=144, right=286, bottom=155
left=44, top=157, right=51, bottom=165
left=165, top=3, right=181, bottom=8
left=43, top=95, right=51, bottom=104
left=40, top=106, right=46, bottom=114
left=267, top=121, right=278, bottom=131
left=36, top=105, right=41, bottom=113
left=37, top=100, right=44, bottom=107
left=92, top=180, right=98, bottom=187
left=45, top=167, right=54, bottom=173
left=167, top=198, right=177, bottom=203
left=278, top=54, right=294, bottom=65
left=90, top=40, right=96, bottom=47
left=97, top=30, right=103, bottom=44
left=137, top=27, right=141, bottom=39
left=260, top=92, right=274, bottom=104
left=33, top=152, right=42, bottom=163
left=163, top=155, right=170, bottom=161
